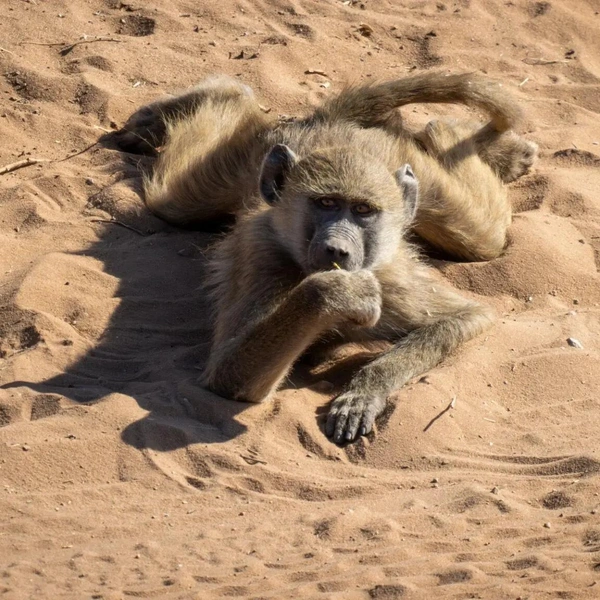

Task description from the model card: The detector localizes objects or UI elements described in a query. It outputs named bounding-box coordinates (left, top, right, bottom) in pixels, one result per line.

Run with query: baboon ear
left=395, top=163, right=419, bottom=223
left=259, top=144, right=298, bottom=205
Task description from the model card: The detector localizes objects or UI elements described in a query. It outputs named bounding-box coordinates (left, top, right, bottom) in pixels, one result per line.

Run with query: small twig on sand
left=522, top=57, right=568, bottom=66
left=240, top=454, right=267, bottom=465
left=59, top=37, right=123, bottom=56
left=0, top=46, right=15, bottom=55
left=55, top=142, right=99, bottom=163
left=21, top=36, right=123, bottom=56
left=0, top=142, right=99, bottom=176
left=90, top=218, right=149, bottom=237
left=423, top=396, right=456, bottom=432
left=518, top=77, right=530, bottom=87
left=20, top=41, right=66, bottom=47
left=0, top=157, right=50, bottom=175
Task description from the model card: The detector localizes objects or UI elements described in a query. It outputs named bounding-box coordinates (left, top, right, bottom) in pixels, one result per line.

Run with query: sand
left=1, top=0, right=600, bottom=598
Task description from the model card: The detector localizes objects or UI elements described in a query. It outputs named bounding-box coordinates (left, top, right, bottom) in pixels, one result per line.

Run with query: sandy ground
left=1, top=0, right=600, bottom=598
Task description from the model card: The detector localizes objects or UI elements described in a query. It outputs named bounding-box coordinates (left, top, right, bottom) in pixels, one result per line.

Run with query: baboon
left=115, top=72, right=537, bottom=443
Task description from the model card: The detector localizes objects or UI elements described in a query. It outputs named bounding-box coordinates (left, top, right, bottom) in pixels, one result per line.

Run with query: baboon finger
left=345, top=410, right=363, bottom=441
left=333, top=410, right=350, bottom=444
left=360, top=406, right=378, bottom=436
left=325, top=409, right=339, bottom=438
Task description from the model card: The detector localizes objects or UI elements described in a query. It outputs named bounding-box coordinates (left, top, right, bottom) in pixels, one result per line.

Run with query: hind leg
left=473, top=124, right=538, bottom=183
left=412, top=120, right=511, bottom=261
left=142, top=77, right=271, bottom=225
left=417, top=120, right=537, bottom=183
left=114, top=75, right=257, bottom=155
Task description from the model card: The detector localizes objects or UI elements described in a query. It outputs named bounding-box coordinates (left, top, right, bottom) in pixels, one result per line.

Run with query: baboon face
left=259, top=144, right=419, bottom=273
left=304, top=195, right=384, bottom=271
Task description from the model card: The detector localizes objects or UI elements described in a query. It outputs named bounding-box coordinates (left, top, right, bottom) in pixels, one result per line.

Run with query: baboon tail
left=313, top=72, right=522, bottom=132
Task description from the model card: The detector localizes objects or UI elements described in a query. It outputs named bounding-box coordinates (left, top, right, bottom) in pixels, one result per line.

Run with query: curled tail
left=312, top=71, right=522, bottom=133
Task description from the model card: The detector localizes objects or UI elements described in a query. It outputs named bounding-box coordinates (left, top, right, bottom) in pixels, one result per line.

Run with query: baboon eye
left=353, top=203, right=375, bottom=215
left=317, top=197, right=339, bottom=209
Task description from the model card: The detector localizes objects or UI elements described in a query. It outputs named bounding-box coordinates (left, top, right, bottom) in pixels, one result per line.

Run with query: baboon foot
left=492, top=134, right=538, bottom=183
left=113, top=101, right=171, bottom=155
left=114, top=76, right=256, bottom=155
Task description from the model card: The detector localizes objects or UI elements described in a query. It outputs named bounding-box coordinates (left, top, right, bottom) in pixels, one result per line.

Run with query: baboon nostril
left=325, top=244, right=350, bottom=259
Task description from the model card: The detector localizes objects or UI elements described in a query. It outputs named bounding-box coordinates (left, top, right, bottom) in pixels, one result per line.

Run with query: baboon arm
left=326, top=294, right=493, bottom=443
left=204, top=269, right=382, bottom=405
left=202, top=290, right=329, bottom=404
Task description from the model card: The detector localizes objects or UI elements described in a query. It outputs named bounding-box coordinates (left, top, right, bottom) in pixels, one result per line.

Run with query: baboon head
left=259, top=144, right=419, bottom=273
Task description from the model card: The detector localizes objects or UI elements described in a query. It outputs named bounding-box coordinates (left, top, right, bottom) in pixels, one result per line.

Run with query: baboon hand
left=325, top=390, right=386, bottom=443
left=304, top=270, right=382, bottom=328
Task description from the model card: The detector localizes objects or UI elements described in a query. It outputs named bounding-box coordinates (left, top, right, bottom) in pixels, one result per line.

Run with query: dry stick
left=55, top=141, right=100, bottom=163
left=0, top=46, right=15, bottom=55
left=0, top=157, right=50, bottom=175
left=20, top=36, right=123, bottom=55
left=0, top=142, right=99, bottom=176
left=522, top=57, right=569, bottom=66
left=240, top=454, right=267, bottom=466
left=423, top=396, right=456, bottom=432
left=59, top=37, right=123, bottom=55
left=20, top=41, right=66, bottom=47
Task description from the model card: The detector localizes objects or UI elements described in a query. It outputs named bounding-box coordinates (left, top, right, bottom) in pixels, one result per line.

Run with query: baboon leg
left=411, top=120, right=511, bottom=261
left=142, top=78, right=272, bottom=225
left=326, top=281, right=493, bottom=442
left=203, top=270, right=382, bottom=404
left=472, top=124, right=538, bottom=183
left=417, top=120, right=538, bottom=184
left=113, top=94, right=194, bottom=155
left=114, top=75, right=259, bottom=155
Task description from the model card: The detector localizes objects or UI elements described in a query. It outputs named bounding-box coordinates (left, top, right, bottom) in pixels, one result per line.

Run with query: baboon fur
left=115, top=71, right=537, bottom=443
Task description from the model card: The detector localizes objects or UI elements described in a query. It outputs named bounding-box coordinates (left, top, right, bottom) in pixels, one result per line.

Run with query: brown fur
left=116, top=71, right=537, bottom=443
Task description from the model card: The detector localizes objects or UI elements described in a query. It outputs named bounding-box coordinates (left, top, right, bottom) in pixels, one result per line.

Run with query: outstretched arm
left=326, top=280, right=493, bottom=443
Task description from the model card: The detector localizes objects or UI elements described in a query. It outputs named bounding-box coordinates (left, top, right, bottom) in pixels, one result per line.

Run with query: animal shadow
left=2, top=136, right=249, bottom=451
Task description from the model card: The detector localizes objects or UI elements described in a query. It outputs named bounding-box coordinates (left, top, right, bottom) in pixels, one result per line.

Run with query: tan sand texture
left=1, top=0, right=600, bottom=598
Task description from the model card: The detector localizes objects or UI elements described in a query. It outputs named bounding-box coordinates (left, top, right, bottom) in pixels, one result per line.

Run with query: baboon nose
left=321, top=243, right=353, bottom=270
left=325, top=244, right=350, bottom=259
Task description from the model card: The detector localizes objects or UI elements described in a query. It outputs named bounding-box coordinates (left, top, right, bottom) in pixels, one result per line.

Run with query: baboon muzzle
left=311, top=234, right=363, bottom=271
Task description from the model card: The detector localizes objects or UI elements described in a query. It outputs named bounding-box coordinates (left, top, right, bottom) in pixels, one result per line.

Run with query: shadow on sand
left=2, top=137, right=255, bottom=451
